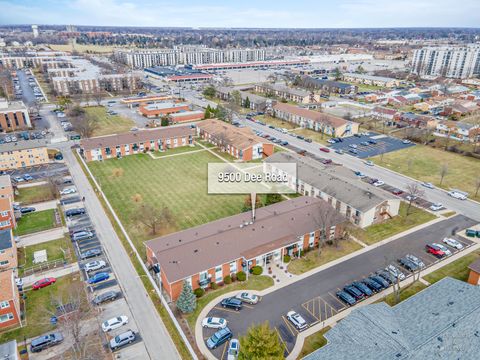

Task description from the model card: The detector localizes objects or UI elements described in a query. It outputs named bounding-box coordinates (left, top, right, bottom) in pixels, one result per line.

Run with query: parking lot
left=203, top=214, right=477, bottom=358
left=329, top=132, right=415, bottom=159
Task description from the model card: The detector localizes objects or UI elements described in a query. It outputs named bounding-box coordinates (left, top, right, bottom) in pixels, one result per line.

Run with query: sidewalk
left=22, top=263, right=79, bottom=286
left=28, top=199, right=58, bottom=211
left=17, top=180, right=48, bottom=188
left=18, top=227, right=68, bottom=247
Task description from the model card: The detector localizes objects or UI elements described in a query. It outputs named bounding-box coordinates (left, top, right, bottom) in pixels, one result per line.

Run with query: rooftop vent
left=194, top=249, right=198, bottom=253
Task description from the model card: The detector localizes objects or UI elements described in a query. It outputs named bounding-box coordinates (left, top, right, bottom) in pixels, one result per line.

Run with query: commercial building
left=196, top=119, right=274, bottom=161
left=145, top=196, right=346, bottom=300
left=144, top=66, right=213, bottom=83
left=342, top=73, right=401, bottom=88
left=0, top=176, right=15, bottom=230
left=138, top=102, right=190, bottom=118
left=0, top=140, right=49, bottom=171
left=272, top=102, right=359, bottom=137
left=0, top=269, right=20, bottom=330
left=254, top=83, right=319, bottom=104
left=192, top=59, right=309, bottom=71
left=169, top=110, right=204, bottom=124
left=120, top=95, right=173, bottom=107
left=80, top=126, right=195, bottom=162
left=305, top=277, right=480, bottom=360
left=411, top=44, right=480, bottom=79
left=265, top=152, right=400, bottom=228
left=0, top=98, right=31, bottom=131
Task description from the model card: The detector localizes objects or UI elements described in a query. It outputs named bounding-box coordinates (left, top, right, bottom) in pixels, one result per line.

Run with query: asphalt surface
left=204, top=215, right=477, bottom=358
left=16, top=69, right=37, bottom=106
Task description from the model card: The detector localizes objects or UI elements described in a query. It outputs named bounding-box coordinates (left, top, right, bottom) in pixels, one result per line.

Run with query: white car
left=386, top=264, right=406, bottom=280
left=202, top=317, right=227, bottom=329
left=433, top=243, right=452, bottom=256
left=373, top=180, right=385, bottom=187
left=327, top=139, right=336, bottom=144
left=102, top=316, right=129, bottom=332
left=429, top=203, right=444, bottom=211
left=15, top=278, right=23, bottom=287
left=365, top=160, right=374, bottom=166
left=406, top=254, right=425, bottom=269
left=60, top=188, right=76, bottom=195
left=227, top=339, right=240, bottom=360
left=84, top=260, right=106, bottom=272
left=235, top=292, right=259, bottom=304
left=421, top=182, right=434, bottom=189
left=286, top=311, right=308, bottom=330
left=402, top=139, right=411, bottom=144
left=448, top=190, right=467, bottom=200
left=443, top=237, right=463, bottom=250
left=13, top=176, right=24, bottom=183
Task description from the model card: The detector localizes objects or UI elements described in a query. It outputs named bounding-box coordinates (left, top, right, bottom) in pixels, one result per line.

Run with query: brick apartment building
left=138, top=102, right=190, bottom=118
left=0, top=175, right=15, bottom=230
left=146, top=197, right=346, bottom=300
left=0, top=98, right=31, bottom=132
left=0, top=140, right=49, bottom=171
left=0, top=269, right=20, bottom=330
left=169, top=110, right=204, bottom=124
left=273, top=103, right=359, bottom=137
left=80, top=126, right=196, bottom=161
left=254, top=83, right=319, bottom=104
left=196, top=119, right=274, bottom=161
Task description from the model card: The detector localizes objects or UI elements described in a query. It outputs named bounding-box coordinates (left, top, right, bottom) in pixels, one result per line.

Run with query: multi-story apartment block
left=0, top=140, right=49, bottom=171
left=411, top=44, right=480, bottom=79
left=254, top=83, right=319, bottom=104
left=0, top=269, right=21, bottom=330
left=0, top=176, right=15, bottom=230
left=0, top=98, right=31, bottom=132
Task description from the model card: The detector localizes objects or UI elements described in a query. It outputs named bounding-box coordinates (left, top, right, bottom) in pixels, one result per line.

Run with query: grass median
left=423, top=251, right=480, bottom=284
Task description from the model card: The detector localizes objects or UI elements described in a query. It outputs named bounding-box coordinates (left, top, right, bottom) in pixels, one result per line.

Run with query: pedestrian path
left=18, top=227, right=68, bottom=247
left=22, top=263, right=79, bottom=286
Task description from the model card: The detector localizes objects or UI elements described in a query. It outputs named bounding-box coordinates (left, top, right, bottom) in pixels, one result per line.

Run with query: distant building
left=0, top=140, right=49, bottom=171
left=411, top=44, right=480, bottom=79
left=31, top=25, right=39, bottom=38
left=192, top=59, right=309, bottom=71
left=0, top=176, right=15, bottom=230
left=342, top=73, right=401, bottom=88
left=144, top=66, right=213, bottom=83
left=138, top=102, right=190, bottom=118
left=215, top=86, right=273, bottom=112
left=169, top=110, right=204, bottom=124
left=254, top=83, right=319, bottom=104
left=0, top=98, right=31, bottom=131
left=302, top=78, right=357, bottom=95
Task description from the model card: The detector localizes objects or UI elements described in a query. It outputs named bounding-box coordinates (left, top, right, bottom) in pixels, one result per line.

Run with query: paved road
left=204, top=215, right=477, bottom=358
left=16, top=69, right=37, bottom=106
left=241, top=118, right=480, bottom=222
left=63, top=149, right=180, bottom=360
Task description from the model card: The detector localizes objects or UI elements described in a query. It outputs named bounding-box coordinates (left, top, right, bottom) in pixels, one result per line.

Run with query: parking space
left=7, top=163, right=68, bottom=181
left=329, top=132, right=415, bottom=159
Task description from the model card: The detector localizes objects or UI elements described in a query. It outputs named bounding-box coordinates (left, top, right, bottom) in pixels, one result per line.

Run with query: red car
left=425, top=244, right=445, bottom=258
left=391, top=189, right=403, bottom=195
left=320, top=147, right=330, bottom=153
left=32, top=277, right=56, bottom=290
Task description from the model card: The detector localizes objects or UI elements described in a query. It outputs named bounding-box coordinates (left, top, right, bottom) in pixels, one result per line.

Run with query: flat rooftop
left=0, top=139, right=48, bottom=153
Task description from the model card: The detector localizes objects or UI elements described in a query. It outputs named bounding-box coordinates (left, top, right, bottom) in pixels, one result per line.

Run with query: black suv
left=30, top=333, right=64, bottom=353
left=66, top=208, right=86, bottom=217
left=398, top=257, right=419, bottom=272
left=351, top=281, right=373, bottom=297
left=362, top=278, right=383, bottom=293
left=221, top=297, right=243, bottom=311
left=369, top=275, right=389, bottom=289
left=343, top=285, right=365, bottom=300
left=93, top=291, right=119, bottom=305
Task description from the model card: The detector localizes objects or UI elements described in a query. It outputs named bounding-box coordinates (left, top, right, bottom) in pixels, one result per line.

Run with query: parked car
left=227, top=339, right=240, bottom=360
left=386, top=265, right=406, bottom=280
left=373, top=180, right=385, bottom=187
left=433, top=243, right=452, bottom=256
left=448, top=190, right=467, bottom=200
left=102, top=316, right=129, bottom=332
left=20, top=207, right=36, bottom=214
left=376, top=270, right=394, bottom=284
left=336, top=290, right=356, bottom=306
left=304, top=138, right=312, bottom=143
left=343, top=285, right=365, bottom=300
left=60, top=187, right=76, bottom=195
left=362, top=278, right=383, bottom=292
left=33, top=277, right=56, bottom=290
left=335, top=149, right=344, bottom=155
left=80, top=248, right=102, bottom=260
left=206, top=327, right=233, bottom=349
left=443, top=237, right=463, bottom=250
left=23, top=174, right=34, bottom=181
left=391, top=188, right=403, bottom=195
left=369, top=275, right=389, bottom=289
left=221, top=297, right=243, bottom=311
left=349, top=144, right=358, bottom=149
left=349, top=148, right=358, bottom=154
left=109, top=330, right=136, bottom=350
left=405, top=254, right=425, bottom=269
left=429, top=203, right=444, bottom=211
left=368, top=139, right=377, bottom=144
left=354, top=171, right=365, bottom=178
left=320, top=147, right=330, bottom=153
left=426, top=243, right=446, bottom=258
left=421, top=182, right=434, bottom=189
left=360, top=141, right=370, bottom=146
left=65, top=208, right=86, bottom=217
left=364, top=160, right=374, bottom=166
left=235, top=292, right=259, bottom=304
left=84, top=260, right=106, bottom=272
left=72, top=230, right=94, bottom=241
left=93, top=291, right=119, bottom=305
left=286, top=310, right=308, bottom=330
left=398, top=257, right=419, bottom=272
left=202, top=317, right=227, bottom=329
left=30, top=333, right=63, bottom=353
left=350, top=281, right=373, bottom=297
left=13, top=176, right=24, bottom=182
left=88, top=272, right=110, bottom=284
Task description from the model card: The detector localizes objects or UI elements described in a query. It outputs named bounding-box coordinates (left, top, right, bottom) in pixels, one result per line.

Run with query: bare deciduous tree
left=92, top=90, right=104, bottom=106
left=439, top=163, right=448, bottom=186
left=311, top=202, right=342, bottom=255
left=475, top=176, right=480, bottom=198
left=405, top=183, right=425, bottom=216
left=134, top=204, right=176, bottom=235
left=70, top=112, right=98, bottom=138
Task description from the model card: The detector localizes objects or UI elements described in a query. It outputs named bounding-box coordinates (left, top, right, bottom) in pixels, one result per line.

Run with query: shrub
left=251, top=266, right=263, bottom=275
left=210, top=282, right=219, bottom=290
left=236, top=271, right=247, bottom=282
left=231, top=273, right=237, bottom=282
left=283, top=255, right=291, bottom=263
left=193, top=288, right=205, bottom=298
left=299, top=249, right=305, bottom=257
left=224, top=275, right=232, bottom=284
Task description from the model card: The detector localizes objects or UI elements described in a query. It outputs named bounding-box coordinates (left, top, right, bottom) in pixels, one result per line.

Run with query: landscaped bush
left=223, top=275, right=232, bottom=284
left=251, top=266, right=263, bottom=275
left=210, top=282, right=219, bottom=290
left=231, top=273, right=237, bottom=282
left=193, top=288, right=205, bottom=298
left=236, top=271, right=247, bottom=282
left=283, top=255, right=291, bottom=263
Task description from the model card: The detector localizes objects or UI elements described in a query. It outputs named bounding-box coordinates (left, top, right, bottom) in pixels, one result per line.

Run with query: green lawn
left=351, top=203, right=436, bottom=245
left=299, top=326, right=331, bottom=358
left=255, top=114, right=297, bottom=130
left=16, top=185, right=54, bottom=204
left=0, top=274, right=83, bottom=343
left=289, top=128, right=330, bottom=145
left=150, top=144, right=203, bottom=158
left=88, top=151, right=246, bottom=251
left=287, top=240, right=363, bottom=275
left=185, top=275, right=274, bottom=330
left=369, top=145, right=480, bottom=202
left=423, top=251, right=480, bottom=285
left=381, top=281, right=428, bottom=306
left=18, top=236, right=74, bottom=271
left=84, top=106, right=135, bottom=137
left=13, top=209, right=59, bottom=236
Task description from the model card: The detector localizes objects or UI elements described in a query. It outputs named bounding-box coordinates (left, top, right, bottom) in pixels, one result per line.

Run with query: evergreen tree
left=244, top=97, right=251, bottom=109
left=176, top=281, right=197, bottom=314
left=239, top=322, right=284, bottom=360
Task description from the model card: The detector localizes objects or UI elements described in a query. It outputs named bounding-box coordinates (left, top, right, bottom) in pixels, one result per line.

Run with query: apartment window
left=0, top=260, right=9, bottom=267
left=0, top=313, right=14, bottom=323
left=0, top=301, right=9, bottom=309
left=309, top=232, right=315, bottom=248
left=0, top=211, right=8, bottom=217
left=229, top=261, right=237, bottom=273
left=215, top=266, right=223, bottom=282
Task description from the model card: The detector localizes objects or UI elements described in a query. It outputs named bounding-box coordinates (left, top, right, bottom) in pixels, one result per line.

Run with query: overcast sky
left=0, top=0, right=479, bottom=28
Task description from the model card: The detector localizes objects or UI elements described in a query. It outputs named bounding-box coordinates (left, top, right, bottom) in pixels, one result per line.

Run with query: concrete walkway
left=22, top=263, right=79, bottom=287
left=18, top=227, right=68, bottom=247
left=22, top=199, right=59, bottom=211
left=147, top=147, right=211, bottom=160
left=17, top=180, right=48, bottom=188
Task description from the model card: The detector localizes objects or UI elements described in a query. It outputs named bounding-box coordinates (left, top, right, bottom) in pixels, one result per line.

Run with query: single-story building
left=169, top=110, right=204, bottom=124
left=145, top=196, right=346, bottom=300
left=272, top=102, right=359, bottom=137
left=138, top=102, right=190, bottom=118
left=80, top=126, right=195, bottom=161
left=196, top=119, right=274, bottom=161
left=265, top=152, right=400, bottom=228
left=468, top=257, right=480, bottom=285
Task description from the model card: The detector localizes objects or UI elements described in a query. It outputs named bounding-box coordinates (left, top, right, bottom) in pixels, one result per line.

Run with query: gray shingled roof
left=304, top=277, right=480, bottom=360
left=266, top=152, right=394, bottom=212
left=0, top=229, right=12, bottom=251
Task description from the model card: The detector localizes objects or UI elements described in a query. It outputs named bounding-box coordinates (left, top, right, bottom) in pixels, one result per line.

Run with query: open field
left=255, top=114, right=298, bottom=130
left=287, top=240, right=363, bottom=275
left=14, top=209, right=59, bottom=236
left=424, top=251, right=480, bottom=284
left=88, top=151, right=246, bottom=251
left=289, top=128, right=330, bottom=145
left=351, top=203, right=436, bottom=245
left=369, top=145, right=480, bottom=201
left=48, top=44, right=119, bottom=53
left=84, top=106, right=135, bottom=137
left=16, top=184, right=54, bottom=204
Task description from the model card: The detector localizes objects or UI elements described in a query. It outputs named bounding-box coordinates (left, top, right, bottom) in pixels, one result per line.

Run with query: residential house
left=145, top=196, right=346, bottom=300
left=435, top=120, right=480, bottom=142
left=214, top=86, right=273, bottom=112
left=371, top=107, right=398, bottom=121
left=395, top=113, right=437, bottom=129
left=265, top=152, right=400, bottom=228
left=442, top=100, right=479, bottom=118
left=254, top=83, right=319, bottom=103
left=272, top=102, right=359, bottom=137
left=0, top=140, right=49, bottom=171
left=196, top=119, right=273, bottom=161
left=302, top=78, right=357, bottom=95
left=80, top=126, right=196, bottom=161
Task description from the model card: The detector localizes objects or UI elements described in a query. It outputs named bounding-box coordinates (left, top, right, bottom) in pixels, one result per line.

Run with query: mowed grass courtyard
left=88, top=150, right=246, bottom=252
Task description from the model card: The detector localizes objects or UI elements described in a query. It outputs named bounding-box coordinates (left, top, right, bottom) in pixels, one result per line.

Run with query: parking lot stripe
left=302, top=299, right=319, bottom=321
left=281, top=315, right=298, bottom=336
left=213, top=306, right=240, bottom=314
left=220, top=341, right=228, bottom=360
left=328, top=292, right=346, bottom=307
left=243, top=304, right=254, bottom=309
left=275, top=327, right=290, bottom=355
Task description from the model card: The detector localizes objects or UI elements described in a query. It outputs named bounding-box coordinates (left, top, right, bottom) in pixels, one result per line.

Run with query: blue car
left=88, top=272, right=110, bottom=284
left=206, top=327, right=232, bottom=349
left=344, top=285, right=365, bottom=300
left=281, top=141, right=289, bottom=146
left=351, top=281, right=373, bottom=297
left=336, top=290, right=356, bottom=306
left=361, top=278, right=383, bottom=293
left=349, top=148, right=358, bottom=154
